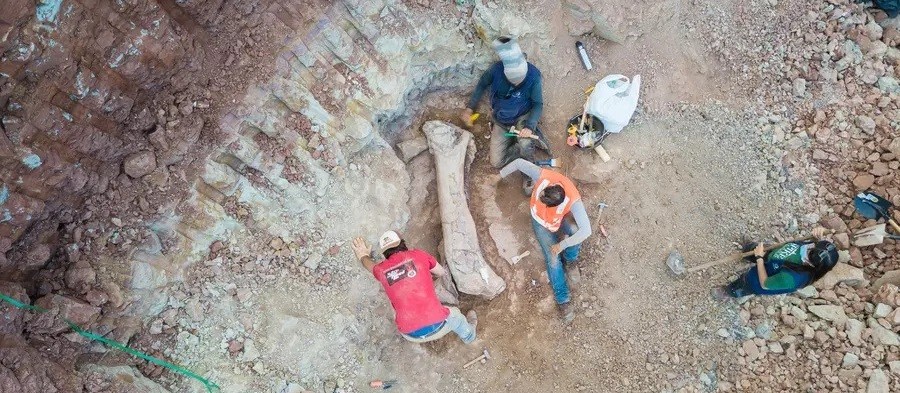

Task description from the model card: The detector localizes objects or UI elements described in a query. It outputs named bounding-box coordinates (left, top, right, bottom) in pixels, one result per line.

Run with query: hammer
left=595, top=202, right=608, bottom=227
left=463, top=348, right=491, bottom=368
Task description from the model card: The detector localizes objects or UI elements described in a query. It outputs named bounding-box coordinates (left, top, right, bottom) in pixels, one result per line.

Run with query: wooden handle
left=686, top=235, right=814, bottom=273
left=594, top=145, right=611, bottom=162
left=889, top=219, right=900, bottom=235
left=577, top=96, right=590, bottom=135
left=463, top=356, right=484, bottom=368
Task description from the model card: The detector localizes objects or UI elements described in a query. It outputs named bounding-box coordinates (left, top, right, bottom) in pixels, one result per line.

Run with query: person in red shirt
left=351, top=231, right=478, bottom=344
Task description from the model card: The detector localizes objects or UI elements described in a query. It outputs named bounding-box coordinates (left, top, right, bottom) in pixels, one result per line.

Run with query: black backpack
left=874, top=0, right=900, bottom=17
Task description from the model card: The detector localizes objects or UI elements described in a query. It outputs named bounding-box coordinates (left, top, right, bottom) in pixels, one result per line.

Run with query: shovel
left=667, top=236, right=814, bottom=277
left=854, top=190, right=900, bottom=233
left=853, top=223, right=900, bottom=247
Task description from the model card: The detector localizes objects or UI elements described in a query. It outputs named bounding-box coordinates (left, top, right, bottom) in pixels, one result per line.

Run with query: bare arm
left=499, top=158, right=541, bottom=180
left=359, top=255, right=377, bottom=273
left=752, top=243, right=768, bottom=288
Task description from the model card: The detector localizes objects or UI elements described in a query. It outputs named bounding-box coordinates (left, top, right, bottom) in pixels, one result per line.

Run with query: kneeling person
left=352, top=231, right=478, bottom=343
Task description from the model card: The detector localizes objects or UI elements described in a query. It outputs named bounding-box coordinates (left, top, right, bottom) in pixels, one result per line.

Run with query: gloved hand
left=460, top=108, right=474, bottom=127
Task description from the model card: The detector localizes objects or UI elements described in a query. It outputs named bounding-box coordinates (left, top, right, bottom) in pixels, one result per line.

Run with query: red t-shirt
left=372, top=249, right=450, bottom=334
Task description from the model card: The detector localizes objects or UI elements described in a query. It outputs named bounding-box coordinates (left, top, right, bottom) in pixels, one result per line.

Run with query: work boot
left=466, top=310, right=478, bottom=331
left=557, top=303, right=575, bottom=324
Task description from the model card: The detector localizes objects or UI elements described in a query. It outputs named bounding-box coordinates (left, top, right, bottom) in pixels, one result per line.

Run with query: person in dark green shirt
left=712, top=228, right=838, bottom=298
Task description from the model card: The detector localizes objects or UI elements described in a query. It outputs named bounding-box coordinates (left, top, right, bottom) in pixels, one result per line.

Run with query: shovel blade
left=666, top=250, right=686, bottom=276
left=854, top=191, right=893, bottom=220
left=853, top=224, right=887, bottom=246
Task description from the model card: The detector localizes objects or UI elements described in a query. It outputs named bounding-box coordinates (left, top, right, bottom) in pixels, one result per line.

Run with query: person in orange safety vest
left=499, top=158, right=592, bottom=323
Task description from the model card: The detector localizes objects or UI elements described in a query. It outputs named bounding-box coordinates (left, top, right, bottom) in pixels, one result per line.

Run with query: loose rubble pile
left=696, top=0, right=899, bottom=390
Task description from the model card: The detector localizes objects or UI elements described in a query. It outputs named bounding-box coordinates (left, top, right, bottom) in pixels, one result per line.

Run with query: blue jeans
left=532, top=218, right=581, bottom=305
left=400, top=307, right=476, bottom=344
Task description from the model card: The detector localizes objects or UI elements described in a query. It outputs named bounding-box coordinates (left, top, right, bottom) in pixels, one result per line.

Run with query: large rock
left=814, top=263, right=866, bottom=289
left=808, top=305, right=848, bottom=325
left=122, top=150, right=157, bottom=178
left=874, top=271, right=900, bottom=292
left=80, top=364, right=171, bottom=393
left=29, top=294, right=101, bottom=334
left=866, top=369, right=889, bottom=393
left=0, top=281, right=28, bottom=335
left=397, top=137, right=428, bottom=163
left=423, top=121, right=505, bottom=299
left=868, top=318, right=900, bottom=346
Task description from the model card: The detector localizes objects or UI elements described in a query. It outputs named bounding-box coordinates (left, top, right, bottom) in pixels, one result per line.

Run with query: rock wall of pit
left=0, top=0, right=557, bottom=391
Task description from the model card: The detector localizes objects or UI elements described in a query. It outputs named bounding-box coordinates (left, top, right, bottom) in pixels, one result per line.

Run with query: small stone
left=889, top=360, right=900, bottom=375
left=236, top=288, right=252, bottom=303
left=328, top=245, right=341, bottom=256
left=874, top=304, right=893, bottom=318
left=269, top=237, right=284, bottom=250
left=84, top=290, right=108, bottom=307
left=768, top=342, right=784, bottom=354
left=397, top=137, right=428, bottom=162
left=228, top=339, right=243, bottom=355
left=123, top=150, right=157, bottom=178
left=304, top=253, right=323, bottom=270
left=868, top=318, right=900, bottom=346
left=793, top=78, right=807, bottom=97
left=856, top=116, right=877, bottom=134
left=842, top=353, right=859, bottom=368
left=790, top=306, right=808, bottom=320
left=833, top=233, right=851, bottom=250
left=866, top=369, right=889, bottom=393
left=717, top=328, right=730, bottom=338
left=796, top=286, right=818, bottom=299
left=242, top=339, right=260, bottom=362
left=847, top=319, right=864, bottom=346
left=853, top=174, right=876, bottom=190
left=808, top=305, right=848, bottom=325
left=742, top=340, right=760, bottom=361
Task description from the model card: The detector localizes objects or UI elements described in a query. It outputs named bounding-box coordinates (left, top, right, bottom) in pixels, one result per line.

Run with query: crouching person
left=352, top=231, right=478, bottom=344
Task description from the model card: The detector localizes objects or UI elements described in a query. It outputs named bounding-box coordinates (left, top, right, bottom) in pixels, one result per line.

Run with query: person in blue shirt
left=712, top=228, right=838, bottom=299
left=460, top=36, right=544, bottom=168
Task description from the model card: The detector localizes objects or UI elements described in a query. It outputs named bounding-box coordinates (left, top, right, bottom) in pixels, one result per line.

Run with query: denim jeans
left=400, top=307, right=476, bottom=344
left=532, top=217, right=581, bottom=305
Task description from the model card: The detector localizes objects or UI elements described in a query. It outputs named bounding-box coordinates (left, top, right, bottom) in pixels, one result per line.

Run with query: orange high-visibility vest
left=530, top=169, right=581, bottom=231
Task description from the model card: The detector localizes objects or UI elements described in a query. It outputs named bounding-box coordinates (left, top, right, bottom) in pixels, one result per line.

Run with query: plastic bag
left=586, top=74, right=641, bottom=133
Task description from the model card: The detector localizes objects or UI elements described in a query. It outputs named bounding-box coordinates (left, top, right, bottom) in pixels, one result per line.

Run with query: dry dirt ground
left=158, top=1, right=829, bottom=392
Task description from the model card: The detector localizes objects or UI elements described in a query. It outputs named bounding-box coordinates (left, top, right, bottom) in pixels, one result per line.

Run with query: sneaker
left=466, top=310, right=478, bottom=330
left=558, top=303, right=575, bottom=324
left=710, top=287, right=729, bottom=301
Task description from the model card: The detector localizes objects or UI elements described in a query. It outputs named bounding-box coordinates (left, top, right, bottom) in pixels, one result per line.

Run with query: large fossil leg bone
left=422, top=120, right=505, bottom=299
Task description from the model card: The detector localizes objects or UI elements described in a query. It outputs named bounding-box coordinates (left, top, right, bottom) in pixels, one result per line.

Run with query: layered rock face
left=1, top=0, right=533, bottom=391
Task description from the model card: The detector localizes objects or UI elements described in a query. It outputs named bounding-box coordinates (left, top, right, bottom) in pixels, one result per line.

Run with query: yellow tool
left=469, top=113, right=481, bottom=123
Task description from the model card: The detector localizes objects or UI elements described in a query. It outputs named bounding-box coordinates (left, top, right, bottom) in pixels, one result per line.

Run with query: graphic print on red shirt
left=372, top=249, right=450, bottom=334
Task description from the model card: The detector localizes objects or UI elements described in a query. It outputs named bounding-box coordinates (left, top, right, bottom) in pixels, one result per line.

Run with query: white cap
left=378, top=230, right=402, bottom=253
